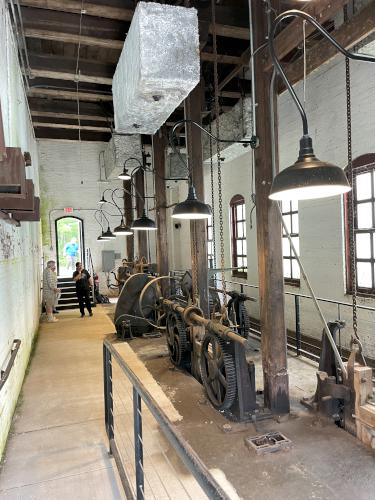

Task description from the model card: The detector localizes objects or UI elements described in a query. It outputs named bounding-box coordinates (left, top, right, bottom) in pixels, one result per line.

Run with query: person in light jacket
left=43, top=260, right=60, bottom=323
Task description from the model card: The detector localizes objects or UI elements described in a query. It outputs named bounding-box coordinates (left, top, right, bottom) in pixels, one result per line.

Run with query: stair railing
left=86, top=248, right=97, bottom=305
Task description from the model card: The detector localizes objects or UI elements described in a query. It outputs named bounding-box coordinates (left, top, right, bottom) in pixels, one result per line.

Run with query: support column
left=253, top=0, right=290, bottom=414
left=135, top=168, right=148, bottom=259
left=123, top=179, right=134, bottom=261
left=184, top=80, right=209, bottom=317
left=153, top=127, right=169, bottom=277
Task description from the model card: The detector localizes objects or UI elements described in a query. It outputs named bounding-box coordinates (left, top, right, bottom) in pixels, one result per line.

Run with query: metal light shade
left=113, top=219, right=133, bottom=235
left=98, top=195, right=106, bottom=205
left=102, top=226, right=116, bottom=239
left=98, top=232, right=110, bottom=241
left=118, top=168, right=131, bottom=180
left=269, top=138, right=351, bottom=201
left=131, top=209, right=157, bottom=231
left=172, top=185, right=212, bottom=220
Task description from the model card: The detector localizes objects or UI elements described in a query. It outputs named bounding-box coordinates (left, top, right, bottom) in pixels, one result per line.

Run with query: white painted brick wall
left=0, top=0, right=42, bottom=458
left=38, top=140, right=136, bottom=293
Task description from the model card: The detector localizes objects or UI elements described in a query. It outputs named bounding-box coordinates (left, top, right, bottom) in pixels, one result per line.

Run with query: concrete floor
left=0, top=306, right=125, bottom=500
left=130, top=336, right=375, bottom=500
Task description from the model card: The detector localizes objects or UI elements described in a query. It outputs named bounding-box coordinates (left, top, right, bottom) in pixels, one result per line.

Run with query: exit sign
left=64, top=207, right=74, bottom=213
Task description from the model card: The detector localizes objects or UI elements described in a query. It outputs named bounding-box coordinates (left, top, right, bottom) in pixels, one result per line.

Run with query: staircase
left=56, top=277, right=79, bottom=310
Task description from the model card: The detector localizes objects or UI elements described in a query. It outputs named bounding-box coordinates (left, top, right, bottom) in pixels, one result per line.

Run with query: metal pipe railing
left=0, top=339, right=21, bottom=392
left=103, top=338, right=231, bottom=500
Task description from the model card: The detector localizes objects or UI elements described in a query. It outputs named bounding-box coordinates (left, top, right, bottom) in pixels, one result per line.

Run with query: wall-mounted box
left=0, top=147, right=26, bottom=199
left=0, top=179, right=34, bottom=210
left=11, top=197, right=40, bottom=222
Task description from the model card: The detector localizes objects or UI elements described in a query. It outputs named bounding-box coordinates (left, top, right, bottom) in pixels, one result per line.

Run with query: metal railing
left=0, top=340, right=21, bottom=392
left=169, top=269, right=375, bottom=363
left=85, top=247, right=96, bottom=305
left=224, top=279, right=375, bottom=363
left=103, top=338, right=230, bottom=500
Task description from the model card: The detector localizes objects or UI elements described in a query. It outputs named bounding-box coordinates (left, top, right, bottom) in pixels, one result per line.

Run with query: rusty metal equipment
left=114, top=274, right=178, bottom=338
left=162, top=298, right=258, bottom=419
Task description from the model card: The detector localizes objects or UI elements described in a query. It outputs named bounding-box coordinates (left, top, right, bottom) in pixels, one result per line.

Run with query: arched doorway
left=55, top=216, right=85, bottom=277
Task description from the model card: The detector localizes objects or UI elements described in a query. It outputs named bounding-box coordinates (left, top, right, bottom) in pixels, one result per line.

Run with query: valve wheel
left=166, top=311, right=189, bottom=368
left=200, top=332, right=237, bottom=410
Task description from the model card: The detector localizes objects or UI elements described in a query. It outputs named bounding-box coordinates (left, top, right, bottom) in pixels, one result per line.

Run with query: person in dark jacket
left=73, top=262, right=93, bottom=317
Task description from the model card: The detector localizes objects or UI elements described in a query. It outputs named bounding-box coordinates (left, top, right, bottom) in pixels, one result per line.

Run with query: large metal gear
left=200, top=332, right=237, bottom=410
left=165, top=311, right=190, bottom=369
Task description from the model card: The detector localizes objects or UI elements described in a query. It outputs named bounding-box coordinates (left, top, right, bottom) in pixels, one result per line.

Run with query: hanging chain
left=344, top=7, right=363, bottom=359
left=209, top=120, right=216, bottom=271
left=211, top=0, right=227, bottom=305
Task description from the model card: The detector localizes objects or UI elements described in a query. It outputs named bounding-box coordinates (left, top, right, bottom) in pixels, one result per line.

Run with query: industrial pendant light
left=113, top=218, right=133, bottom=236
left=172, top=184, right=212, bottom=220
left=97, top=232, right=110, bottom=241
left=102, top=226, right=116, bottom=239
left=269, top=136, right=351, bottom=201
left=265, top=9, right=375, bottom=201
left=98, top=195, right=106, bottom=205
left=131, top=209, right=157, bottom=231
left=118, top=167, right=131, bottom=181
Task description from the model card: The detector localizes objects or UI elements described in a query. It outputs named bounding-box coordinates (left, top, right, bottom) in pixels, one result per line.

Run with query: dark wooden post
left=134, top=168, right=148, bottom=259
left=253, top=0, right=290, bottom=414
left=153, top=127, right=169, bottom=277
left=184, top=80, right=209, bottom=317
left=123, top=179, right=134, bottom=261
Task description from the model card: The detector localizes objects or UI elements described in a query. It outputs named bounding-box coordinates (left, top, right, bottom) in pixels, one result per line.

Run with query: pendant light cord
left=269, top=9, right=375, bottom=138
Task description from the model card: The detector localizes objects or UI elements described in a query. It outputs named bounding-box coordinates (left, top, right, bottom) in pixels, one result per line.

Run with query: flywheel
left=165, top=311, right=190, bottom=369
left=200, top=332, right=237, bottom=410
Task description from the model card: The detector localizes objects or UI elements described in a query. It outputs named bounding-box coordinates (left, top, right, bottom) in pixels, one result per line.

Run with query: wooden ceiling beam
left=208, top=24, right=249, bottom=40
left=24, top=27, right=123, bottom=49
left=284, top=1, right=375, bottom=89
left=20, top=0, right=249, bottom=40
left=20, top=0, right=133, bottom=21
left=29, top=69, right=112, bottom=85
left=25, top=28, right=244, bottom=65
left=218, top=47, right=251, bottom=91
left=33, top=122, right=111, bottom=132
left=263, top=0, right=349, bottom=71
left=28, top=88, right=112, bottom=101
left=31, top=110, right=109, bottom=122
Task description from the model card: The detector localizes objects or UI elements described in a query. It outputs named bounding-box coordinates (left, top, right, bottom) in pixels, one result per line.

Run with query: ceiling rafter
left=20, top=0, right=250, bottom=40
left=263, top=0, right=350, bottom=71
left=284, top=1, right=375, bottom=89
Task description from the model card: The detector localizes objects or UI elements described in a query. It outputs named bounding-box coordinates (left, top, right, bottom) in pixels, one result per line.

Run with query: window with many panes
left=281, top=200, right=300, bottom=285
left=347, top=155, right=375, bottom=295
left=207, top=223, right=215, bottom=269
left=230, top=195, right=247, bottom=278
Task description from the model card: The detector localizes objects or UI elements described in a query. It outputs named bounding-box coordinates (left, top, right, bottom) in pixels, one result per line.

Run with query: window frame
left=281, top=200, right=300, bottom=287
left=345, top=154, right=375, bottom=297
left=230, top=194, right=247, bottom=279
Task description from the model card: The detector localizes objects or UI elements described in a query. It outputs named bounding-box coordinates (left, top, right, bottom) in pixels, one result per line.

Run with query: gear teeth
left=200, top=332, right=237, bottom=410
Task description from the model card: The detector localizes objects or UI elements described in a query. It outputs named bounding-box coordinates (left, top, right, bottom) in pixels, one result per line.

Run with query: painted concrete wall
left=172, top=48, right=375, bottom=360
left=0, top=0, right=42, bottom=458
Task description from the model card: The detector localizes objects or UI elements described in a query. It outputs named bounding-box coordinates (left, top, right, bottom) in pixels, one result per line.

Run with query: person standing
left=64, top=237, right=79, bottom=271
left=43, top=260, right=60, bottom=323
left=73, top=262, right=93, bottom=317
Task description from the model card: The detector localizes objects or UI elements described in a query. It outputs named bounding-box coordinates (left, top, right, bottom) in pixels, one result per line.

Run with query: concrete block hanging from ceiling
left=112, top=1, right=200, bottom=135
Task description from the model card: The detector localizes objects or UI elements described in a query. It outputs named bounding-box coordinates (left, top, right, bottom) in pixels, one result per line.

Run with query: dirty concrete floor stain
left=129, top=335, right=375, bottom=500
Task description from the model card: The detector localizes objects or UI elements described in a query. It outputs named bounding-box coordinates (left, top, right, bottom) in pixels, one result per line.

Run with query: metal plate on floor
left=245, top=431, right=292, bottom=455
